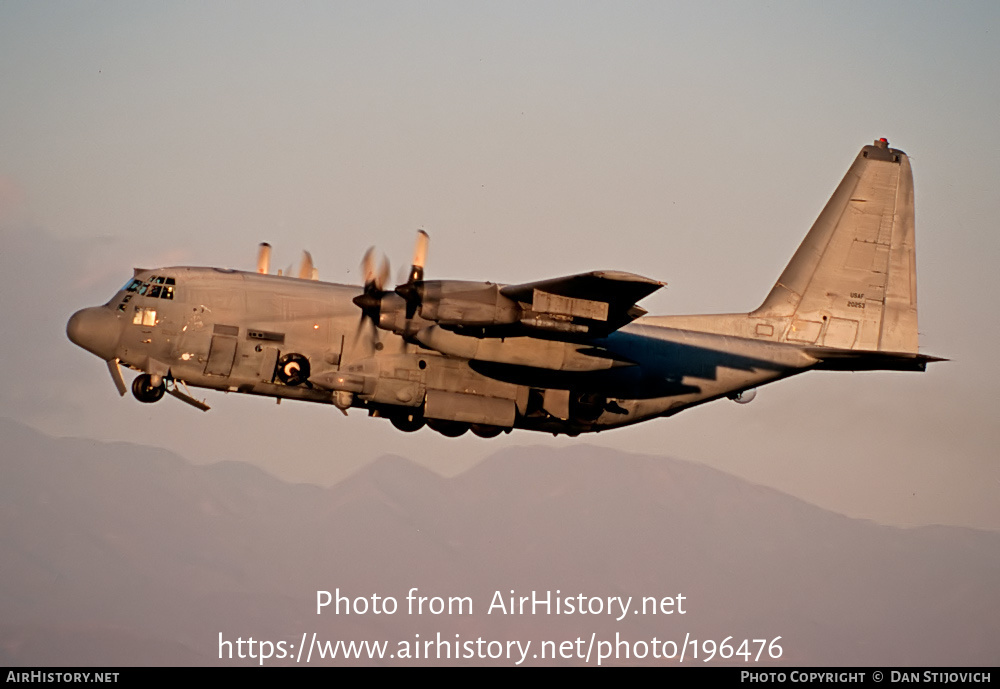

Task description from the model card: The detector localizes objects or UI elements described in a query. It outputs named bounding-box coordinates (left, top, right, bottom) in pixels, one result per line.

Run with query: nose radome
left=67, top=307, right=121, bottom=360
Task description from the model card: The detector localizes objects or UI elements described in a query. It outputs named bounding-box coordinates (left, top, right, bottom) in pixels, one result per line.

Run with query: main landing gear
left=390, top=412, right=426, bottom=433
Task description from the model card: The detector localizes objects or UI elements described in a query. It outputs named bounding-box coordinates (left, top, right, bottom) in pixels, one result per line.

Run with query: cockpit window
left=123, top=275, right=176, bottom=300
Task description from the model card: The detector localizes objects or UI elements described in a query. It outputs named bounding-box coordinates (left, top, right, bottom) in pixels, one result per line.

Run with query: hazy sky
left=2, top=1, right=998, bottom=530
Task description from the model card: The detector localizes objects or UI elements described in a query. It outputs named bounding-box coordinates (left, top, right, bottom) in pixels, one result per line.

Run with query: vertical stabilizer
left=753, top=139, right=918, bottom=353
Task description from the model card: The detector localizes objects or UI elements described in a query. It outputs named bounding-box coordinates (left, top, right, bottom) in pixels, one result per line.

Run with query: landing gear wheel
left=131, top=373, right=165, bottom=403
left=276, top=353, right=311, bottom=386
left=390, top=413, right=426, bottom=433
left=426, top=419, right=469, bottom=437
left=471, top=424, right=503, bottom=438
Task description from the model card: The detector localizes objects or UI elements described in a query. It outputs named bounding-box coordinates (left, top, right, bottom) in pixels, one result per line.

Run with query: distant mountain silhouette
left=1, top=418, right=997, bottom=666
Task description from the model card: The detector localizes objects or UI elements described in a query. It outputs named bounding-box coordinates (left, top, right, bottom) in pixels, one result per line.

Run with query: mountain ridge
left=1, top=417, right=996, bottom=666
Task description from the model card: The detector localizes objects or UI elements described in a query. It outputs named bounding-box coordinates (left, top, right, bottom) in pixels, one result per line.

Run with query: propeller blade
left=297, top=251, right=315, bottom=280
left=106, top=359, right=126, bottom=397
left=354, top=245, right=386, bottom=346
left=361, top=246, right=378, bottom=287
left=256, top=242, right=271, bottom=274
left=351, top=309, right=380, bottom=350
left=352, top=312, right=366, bottom=345
left=408, top=230, right=429, bottom=284
left=395, top=230, right=429, bottom=320
left=400, top=284, right=421, bottom=320
left=378, top=255, right=390, bottom=291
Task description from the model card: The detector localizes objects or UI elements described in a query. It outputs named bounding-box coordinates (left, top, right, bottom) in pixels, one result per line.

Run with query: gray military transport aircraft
left=68, top=139, right=941, bottom=438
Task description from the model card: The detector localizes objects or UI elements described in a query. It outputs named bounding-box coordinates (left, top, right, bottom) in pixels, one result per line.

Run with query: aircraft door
left=257, top=346, right=279, bottom=382
left=204, top=325, right=239, bottom=376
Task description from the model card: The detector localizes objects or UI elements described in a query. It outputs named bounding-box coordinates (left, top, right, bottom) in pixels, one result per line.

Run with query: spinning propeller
left=396, top=229, right=428, bottom=319
left=352, top=230, right=429, bottom=344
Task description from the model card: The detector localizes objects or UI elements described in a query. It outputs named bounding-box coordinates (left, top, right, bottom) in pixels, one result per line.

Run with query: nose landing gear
left=131, top=373, right=165, bottom=403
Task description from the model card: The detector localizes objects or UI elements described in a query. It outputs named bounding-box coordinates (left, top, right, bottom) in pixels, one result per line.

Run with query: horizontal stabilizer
left=804, top=347, right=946, bottom=372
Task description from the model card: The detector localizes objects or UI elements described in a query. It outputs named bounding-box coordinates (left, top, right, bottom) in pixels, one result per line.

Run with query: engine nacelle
left=418, top=281, right=522, bottom=326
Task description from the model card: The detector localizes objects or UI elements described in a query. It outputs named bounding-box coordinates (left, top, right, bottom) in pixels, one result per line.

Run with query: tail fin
left=753, top=139, right=918, bottom=353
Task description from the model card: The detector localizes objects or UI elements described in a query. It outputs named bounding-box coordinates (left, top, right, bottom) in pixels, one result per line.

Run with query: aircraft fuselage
left=67, top=140, right=939, bottom=438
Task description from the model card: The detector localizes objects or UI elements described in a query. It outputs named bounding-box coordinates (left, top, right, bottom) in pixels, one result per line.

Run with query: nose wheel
left=131, top=373, right=166, bottom=403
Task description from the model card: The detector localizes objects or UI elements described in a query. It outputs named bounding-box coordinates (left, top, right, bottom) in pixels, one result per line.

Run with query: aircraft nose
left=67, top=307, right=121, bottom=360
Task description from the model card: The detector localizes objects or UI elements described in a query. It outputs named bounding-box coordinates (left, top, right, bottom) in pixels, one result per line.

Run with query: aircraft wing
left=500, top=270, right=665, bottom=334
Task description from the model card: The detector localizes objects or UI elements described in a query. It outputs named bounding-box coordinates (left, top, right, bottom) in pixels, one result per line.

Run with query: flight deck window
left=124, top=275, right=174, bottom=300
